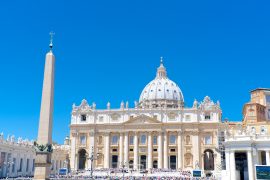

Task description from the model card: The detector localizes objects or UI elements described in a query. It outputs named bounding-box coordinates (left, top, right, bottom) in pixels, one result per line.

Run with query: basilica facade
left=69, top=60, right=222, bottom=174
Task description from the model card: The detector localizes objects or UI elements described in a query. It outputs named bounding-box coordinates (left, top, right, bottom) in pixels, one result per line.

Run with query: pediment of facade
left=123, top=114, right=161, bottom=125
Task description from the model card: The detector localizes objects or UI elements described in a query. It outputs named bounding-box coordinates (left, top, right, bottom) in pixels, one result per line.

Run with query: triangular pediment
left=123, top=114, right=161, bottom=125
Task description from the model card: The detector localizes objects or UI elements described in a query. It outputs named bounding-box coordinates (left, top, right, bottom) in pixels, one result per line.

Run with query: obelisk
left=34, top=32, right=55, bottom=180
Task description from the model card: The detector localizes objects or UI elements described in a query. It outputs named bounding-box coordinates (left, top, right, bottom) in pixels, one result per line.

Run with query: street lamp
left=87, top=146, right=101, bottom=179
left=120, top=161, right=127, bottom=180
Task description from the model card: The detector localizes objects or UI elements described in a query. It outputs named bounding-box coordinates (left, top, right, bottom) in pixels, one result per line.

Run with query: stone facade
left=223, top=88, right=270, bottom=180
left=0, top=134, right=69, bottom=178
left=69, top=60, right=223, bottom=176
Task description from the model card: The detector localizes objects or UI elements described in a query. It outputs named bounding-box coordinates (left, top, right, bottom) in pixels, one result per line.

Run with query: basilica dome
left=139, top=58, right=184, bottom=108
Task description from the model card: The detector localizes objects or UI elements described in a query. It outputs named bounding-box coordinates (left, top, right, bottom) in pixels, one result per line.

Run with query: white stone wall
left=0, top=135, right=70, bottom=178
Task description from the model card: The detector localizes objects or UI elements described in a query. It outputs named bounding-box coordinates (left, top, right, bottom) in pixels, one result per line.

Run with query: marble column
left=124, top=132, right=129, bottom=165
left=247, top=150, right=254, bottom=180
left=225, top=150, right=230, bottom=172
left=147, top=132, right=153, bottom=169
left=70, top=134, right=77, bottom=170
left=88, top=131, right=95, bottom=169
left=192, top=131, right=199, bottom=169
left=158, top=132, right=163, bottom=168
left=104, top=132, right=110, bottom=168
left=119, top=133, right=124, bottom=167
left=177, top=131, right=182, bottom=169
left=134, top=132, right=138, bottom=170
left=266, top=150, right=270, bottom=165
left=229, top=150, right=236, bottom=180
left=163, top=132, right=168, bottom=169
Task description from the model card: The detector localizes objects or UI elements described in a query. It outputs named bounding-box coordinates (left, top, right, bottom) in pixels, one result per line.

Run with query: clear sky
left=0, top=0, right=269, bottom=144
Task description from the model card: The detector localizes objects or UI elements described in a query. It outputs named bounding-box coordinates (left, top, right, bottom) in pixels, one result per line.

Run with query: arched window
left=140, top=134, right=146, bottom=144
left=204, top=149, right=214, bottom=170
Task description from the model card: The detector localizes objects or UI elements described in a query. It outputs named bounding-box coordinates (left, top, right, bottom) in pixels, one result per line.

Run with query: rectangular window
left=129, top=136, right=134, bottom=145
left=205, top=113, right=211, bottom=120
left=205, top=135, right=212, bottom=145
left=80, top=135, right=86, bottom=145
left=185, top=115, right=191, bottom=121
left=153, top=136, right=157, bottom=145
left=153, top=149, right=157, bottom=152
left=111, top=135, right=119, bottom=145
left=129, top=149, right=133, bottom=152
left=99, top=116, right=104, bottom=122
left=81, top=114, right=87, bottom=121
left=169, top=135, right=176, bottom=144
left=112, top=149, right=118, bottom=152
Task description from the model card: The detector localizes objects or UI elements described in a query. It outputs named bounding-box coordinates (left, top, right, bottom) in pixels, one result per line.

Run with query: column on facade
left=104, top=132, right=110, bottom=168
left=266, top=150, right=270, bottom=165
left=119, top=133, right=124, bottom=167
left=163, top=131, right=168, bottom=169
left=124, top=132, right=129, bottom=165
left=177, top=131, right=182, bottom=169
left=134, top=132, right=138, bottom=170
left=158, top=131, right=163, bottom=168
left=247, top=150, right=254, bottom=180
left=225, top=150, right=230, bottom=173
left=147, top=132, right=153, bottom=169
left=70, top=133, right=77, bottom=170
left=229, top=150, right=236, bottom=180
left=88, top=131, right=95, bottom=169
left=192, top=131, right=199, bottom=169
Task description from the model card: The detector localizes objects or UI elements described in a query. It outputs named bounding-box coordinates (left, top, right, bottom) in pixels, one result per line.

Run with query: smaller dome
left=139, top=58, right=184, bottom=108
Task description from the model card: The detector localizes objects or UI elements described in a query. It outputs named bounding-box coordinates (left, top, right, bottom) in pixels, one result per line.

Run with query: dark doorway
left=204, top=149, right=214, bottom=170
left=235, top=152, right=248, bottom=180
left=170, top=156, right=176, bottom=169
left=129, top=160, right=134, bottom=169
left=261, top=151, right=266, bottom=165
left=153, top=160, right=158, bottom=168
left=140, top=155, right=147, bottom=169
left=112, top=155, right=118, bottom=168
left=78, top=149, right=86, bottom=170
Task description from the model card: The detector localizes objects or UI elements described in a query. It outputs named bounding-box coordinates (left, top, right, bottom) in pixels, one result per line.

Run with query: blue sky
left=0, top=0, right=269, bottom=143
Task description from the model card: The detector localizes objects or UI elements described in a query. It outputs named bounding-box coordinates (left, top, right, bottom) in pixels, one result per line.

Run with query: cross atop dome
left=156, top=57, right=167, bottom=79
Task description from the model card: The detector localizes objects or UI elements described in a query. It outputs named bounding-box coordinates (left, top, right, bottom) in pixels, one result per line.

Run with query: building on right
left=223, top=88, right=270, bottom=180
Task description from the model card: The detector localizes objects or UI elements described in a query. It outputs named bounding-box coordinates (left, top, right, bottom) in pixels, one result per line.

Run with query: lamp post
left=87, top=146, right=100, bottom=180
left=121, top=162, right=127, bottom=180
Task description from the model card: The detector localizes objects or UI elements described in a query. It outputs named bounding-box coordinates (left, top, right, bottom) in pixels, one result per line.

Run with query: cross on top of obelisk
left=49, top=31, right=55, bottom=51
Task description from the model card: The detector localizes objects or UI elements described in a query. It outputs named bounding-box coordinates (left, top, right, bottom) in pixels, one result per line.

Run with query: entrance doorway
left=235, top=152, right=248, bottom=180
left=140, top=155, right=147, bottom=169
left=170, top=156, right=176, bottom=169
left=78, top=149, right=86, bottom=170
left=112, top=155, right=118, bottom=168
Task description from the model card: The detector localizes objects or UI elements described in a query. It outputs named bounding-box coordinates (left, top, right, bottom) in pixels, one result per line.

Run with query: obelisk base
left=34, top=152, right=52, bottom=180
